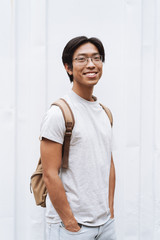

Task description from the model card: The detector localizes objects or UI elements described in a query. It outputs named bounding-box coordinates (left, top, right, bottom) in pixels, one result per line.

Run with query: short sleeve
left=39, top=105, right=65, bottom=144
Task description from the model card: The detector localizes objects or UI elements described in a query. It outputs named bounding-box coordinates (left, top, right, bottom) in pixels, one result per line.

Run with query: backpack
left=30, top=98, right=113, bottom=207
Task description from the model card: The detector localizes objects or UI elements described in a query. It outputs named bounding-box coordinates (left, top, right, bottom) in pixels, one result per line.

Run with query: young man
left=40, top=36, right=116, bottom=240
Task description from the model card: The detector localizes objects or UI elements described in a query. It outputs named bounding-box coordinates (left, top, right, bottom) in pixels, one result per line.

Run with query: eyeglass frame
left=73, top=54, right=103, bottom=65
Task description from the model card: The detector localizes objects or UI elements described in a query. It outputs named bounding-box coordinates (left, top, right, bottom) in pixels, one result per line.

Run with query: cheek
left=98, top=66, right=103, bottom=76
left=72, top=67, right=84, bottom=76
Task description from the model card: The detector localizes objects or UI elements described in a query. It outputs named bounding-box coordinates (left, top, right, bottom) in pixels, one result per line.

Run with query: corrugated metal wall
left=0, top=0, right=160, bottom=239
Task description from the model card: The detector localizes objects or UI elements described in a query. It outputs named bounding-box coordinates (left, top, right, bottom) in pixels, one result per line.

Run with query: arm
left=40, top=138, right=80, bottom=232
left=109, top=153, right=116, bottom=218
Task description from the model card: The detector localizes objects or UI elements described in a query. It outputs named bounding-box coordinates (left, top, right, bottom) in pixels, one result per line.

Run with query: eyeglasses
left=73, top=54, right=103, bottom=65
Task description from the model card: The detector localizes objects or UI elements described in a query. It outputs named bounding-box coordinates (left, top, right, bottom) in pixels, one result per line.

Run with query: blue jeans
left=46, top=217, right=117, bottom=240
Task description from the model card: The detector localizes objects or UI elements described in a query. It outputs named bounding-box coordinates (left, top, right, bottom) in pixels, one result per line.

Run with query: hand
left=65, top=223, right=81, bottom=232
left=110, top=213, right=114, bottom=219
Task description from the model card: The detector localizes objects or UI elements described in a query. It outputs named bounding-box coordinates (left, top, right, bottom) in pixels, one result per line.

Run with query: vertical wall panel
left=14, top=0, right=47, bottom=239
left=140, top=0, right=156, bottom=239
left=108, top=1, right=143, bottom=239
left=123, top=1, right=142, bottom=239
left=0, top=1, right=16, bottom=239
left=15, top=0, right=32, bottom=239
left=154, top=0, right=160, bottom=239
left=29, top=1, right=47, bottom=239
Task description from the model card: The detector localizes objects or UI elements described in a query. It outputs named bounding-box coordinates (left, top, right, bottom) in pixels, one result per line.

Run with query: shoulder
left=39, top=104, right=66, bottom=143
left=40, top=104, right=65, bottom=130
left=45, top=93, right=72, bottom=121
left=44, top=104, right=64, bottom=121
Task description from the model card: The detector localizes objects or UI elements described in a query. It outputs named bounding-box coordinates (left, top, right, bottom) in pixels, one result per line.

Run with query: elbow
left=43, top=170, right=59, bottom=187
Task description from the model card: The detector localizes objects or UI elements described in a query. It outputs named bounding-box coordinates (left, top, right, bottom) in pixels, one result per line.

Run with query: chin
left=86, top=79, right=99, bottom=86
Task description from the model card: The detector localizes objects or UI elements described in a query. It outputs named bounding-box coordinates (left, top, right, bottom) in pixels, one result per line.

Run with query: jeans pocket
left=60, top=222, right=83, bottom=235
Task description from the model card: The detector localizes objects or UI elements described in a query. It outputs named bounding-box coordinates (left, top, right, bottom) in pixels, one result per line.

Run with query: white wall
left=0, top=0, right=160, bottom=239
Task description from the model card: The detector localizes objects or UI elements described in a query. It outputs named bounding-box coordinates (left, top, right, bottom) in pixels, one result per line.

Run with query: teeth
left=86, top=73, right=96, bottom=76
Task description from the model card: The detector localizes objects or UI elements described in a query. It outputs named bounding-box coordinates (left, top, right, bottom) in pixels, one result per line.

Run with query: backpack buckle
left=65, top=130, right=72, bottom=137
left=65, top=122, right=73, bottom=136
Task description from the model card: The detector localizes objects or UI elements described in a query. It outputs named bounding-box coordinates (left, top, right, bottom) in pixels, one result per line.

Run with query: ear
left=64, top=64, right=73, bottom=76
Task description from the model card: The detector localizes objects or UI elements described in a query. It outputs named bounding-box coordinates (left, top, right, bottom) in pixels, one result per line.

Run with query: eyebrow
left=76, top=52, right=100, bottom=57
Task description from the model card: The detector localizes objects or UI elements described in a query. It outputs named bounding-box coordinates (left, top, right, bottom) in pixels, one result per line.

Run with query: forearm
left=44, top=173, right=79, bottom=229
left=109, top=153, right=116, bottom=216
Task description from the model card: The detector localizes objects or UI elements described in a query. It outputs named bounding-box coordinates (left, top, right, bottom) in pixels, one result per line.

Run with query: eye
left=77, top=57, right=86, bottom=62
left=93, top=55, right=101, bottom=61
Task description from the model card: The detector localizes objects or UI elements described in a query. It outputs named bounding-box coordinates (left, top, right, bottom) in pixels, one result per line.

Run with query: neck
left=72, top=84, right=95, bottom=102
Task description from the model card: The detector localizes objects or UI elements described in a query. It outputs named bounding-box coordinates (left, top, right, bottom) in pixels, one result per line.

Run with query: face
left=65, top=42, right=103, bottom=88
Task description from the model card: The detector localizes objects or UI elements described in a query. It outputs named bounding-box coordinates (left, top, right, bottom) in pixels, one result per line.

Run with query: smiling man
left=40, top=36, right=117, bottom=240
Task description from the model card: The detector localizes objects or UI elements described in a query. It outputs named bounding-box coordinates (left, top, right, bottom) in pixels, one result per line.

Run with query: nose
left=86, top=58, right=95, bottom=67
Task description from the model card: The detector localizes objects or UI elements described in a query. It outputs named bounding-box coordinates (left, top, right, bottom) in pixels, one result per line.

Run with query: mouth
left=83, top=72, right=98, bottom=78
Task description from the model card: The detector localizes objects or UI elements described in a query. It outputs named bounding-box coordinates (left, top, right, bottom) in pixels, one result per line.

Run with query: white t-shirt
left=40, top=90, right=113, bottom=226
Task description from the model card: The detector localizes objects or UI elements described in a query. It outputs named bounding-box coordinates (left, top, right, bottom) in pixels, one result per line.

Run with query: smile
left=83, top=72, right=98, bottom=77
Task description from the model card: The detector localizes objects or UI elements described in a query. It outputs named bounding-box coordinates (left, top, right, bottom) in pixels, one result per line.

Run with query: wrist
left=63, top=218, right=78, bottom=228
left=109, top=207, right=114, bottom=218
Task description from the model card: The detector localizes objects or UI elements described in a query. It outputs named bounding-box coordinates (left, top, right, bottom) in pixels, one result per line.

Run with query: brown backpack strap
left=52, top=98, right=75, bottom=169
left=99, top=103, right=113, bottom=127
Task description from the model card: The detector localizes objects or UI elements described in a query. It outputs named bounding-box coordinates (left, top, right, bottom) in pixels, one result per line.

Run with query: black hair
left=62, top=36, right=105, bottom=82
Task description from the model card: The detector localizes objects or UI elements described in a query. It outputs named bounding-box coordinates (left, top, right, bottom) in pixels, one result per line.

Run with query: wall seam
left=44, top=3, right=48, bottom=239
left=153, top=0, right=157, bottom=239
left=138, top=0, right=144, bottom=239
left=13, top=0, right=18, bottom=239
left=45, top=0, right=48, bottom=111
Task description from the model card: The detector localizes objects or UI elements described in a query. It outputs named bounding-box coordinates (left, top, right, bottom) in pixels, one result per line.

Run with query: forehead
left=73, top=42, right=99, bottom=57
